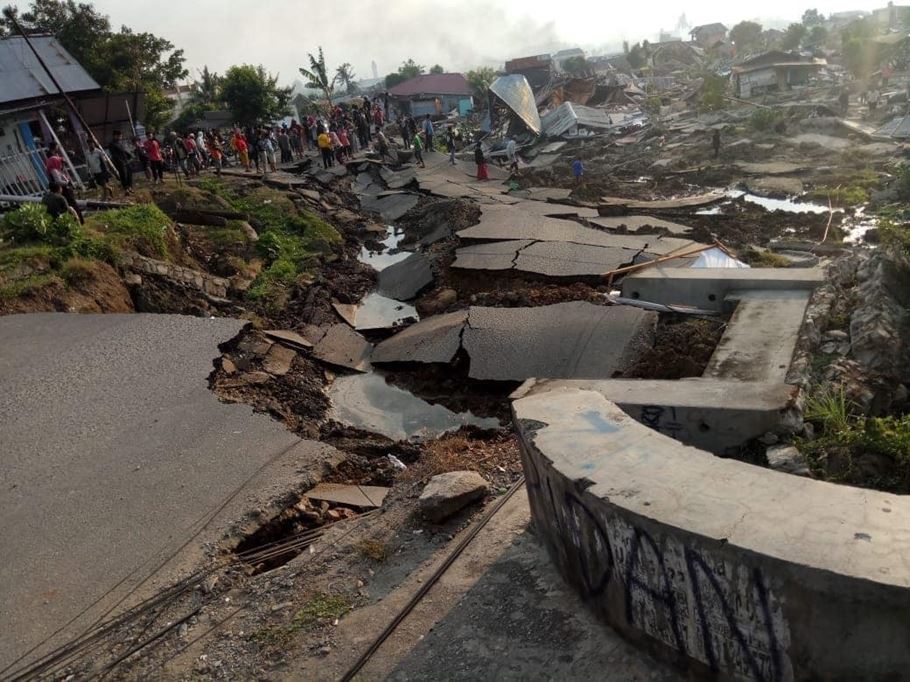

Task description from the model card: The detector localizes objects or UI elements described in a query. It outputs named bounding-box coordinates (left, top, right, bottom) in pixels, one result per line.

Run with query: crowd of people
left=41, top=94, right=510, bottom=221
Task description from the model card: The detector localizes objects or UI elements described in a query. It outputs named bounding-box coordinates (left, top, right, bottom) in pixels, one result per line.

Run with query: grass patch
left=877, top=218, right=910, bottom=258
left=253, top=593, right=353, bottom=648
left=358, top=538, right=389, bottom=563
left=809, top=185, right=869, bottom=207
left=59, top=258, right=96, bottom=285
left=742, top=248, right=790, bottom=268
left=749, top=108, right=784, bottom=132
left=0, top=244, right=60, bottom=269
left=208, top=223, right=249, bottom=247
left=0, top=273, right=61, bottom=300
left=800, top=387, right=910, bottom=492
left=84, top=204, right=171, bottom=259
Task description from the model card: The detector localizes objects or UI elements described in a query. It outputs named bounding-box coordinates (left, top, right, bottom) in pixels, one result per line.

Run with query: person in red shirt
left=184, top=133, right=200, bottom=174
left=144, top=131, right=165, bottom=184
left=232, top=130, right=251, bottom=172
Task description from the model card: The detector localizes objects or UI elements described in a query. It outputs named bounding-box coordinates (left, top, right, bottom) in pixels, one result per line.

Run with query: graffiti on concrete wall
left=525, top=454, right=792, bottom=682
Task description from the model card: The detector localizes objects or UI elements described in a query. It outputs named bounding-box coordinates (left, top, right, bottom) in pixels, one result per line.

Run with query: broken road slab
left=360, top=192, right=420, bottom=222
left=453, top=240, right=638, bottom=277
left=462, top=302, right=657, bottom=381
left=599, top=191, right=726, bottom=212
left=377, top=252, right=435, bottom=301
left=313, top=324, right=373, bottom=372
left=305, top=483, right=390, bottom=509
left=0, top=313, right=341, bottom=670
left=588, top=215, right=694, bottom=235
left=372, top=310, right=468, bottom=365
left=263, top=328, right=314, bottom=350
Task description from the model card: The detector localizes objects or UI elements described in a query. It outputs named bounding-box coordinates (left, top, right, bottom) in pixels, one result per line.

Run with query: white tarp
left=691, top=247, right=750, bottom=269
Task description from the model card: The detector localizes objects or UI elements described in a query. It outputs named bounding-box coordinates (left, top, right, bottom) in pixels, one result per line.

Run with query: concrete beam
left=620, top=267, right=824, bottom=312
left=513, top=387, right=910, bottom=680
left=704, top=290, right=812, bottom=383
left=514, top=378, right=801, bottom=454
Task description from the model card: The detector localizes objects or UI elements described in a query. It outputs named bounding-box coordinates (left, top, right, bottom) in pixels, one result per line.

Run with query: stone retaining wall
left=514, top=385, right=910, bottom=680
left=122, top=254, right=230, bottom=299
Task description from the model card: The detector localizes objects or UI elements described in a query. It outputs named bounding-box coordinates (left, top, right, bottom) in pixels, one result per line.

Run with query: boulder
left=766, top=445, right=811, bottom=477
left=418, top=471, right=489, bottom=522
left=262, top=344, right=297, bottom=376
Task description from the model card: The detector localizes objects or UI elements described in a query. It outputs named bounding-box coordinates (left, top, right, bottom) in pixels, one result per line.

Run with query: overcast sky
left=89, top=0, right=882, bottom=86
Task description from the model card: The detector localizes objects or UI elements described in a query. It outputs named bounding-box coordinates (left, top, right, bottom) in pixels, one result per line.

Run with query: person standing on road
left=505, top=138, right=519, bottom=172
left=317, top=128, right=333, bottom=168
left=108, top=129, right=134, bottom=195
left=412, top=129, right=426, bottom=168
left=277, top=127, right=292, bottom=164
left=232, top=129, right=251, bottom=172
left=475, top=141, right=488, bottom=180
left=572, top=159, right=584, bottom=187
left=712, top=129, right=721, bottom=159
left=446, top=126, right=457, bottom=165
left=423, top=115, right=434, bottom=153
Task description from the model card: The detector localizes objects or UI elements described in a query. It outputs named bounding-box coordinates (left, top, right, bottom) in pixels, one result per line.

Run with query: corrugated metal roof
left=0, top=35, right=100, bottom=107
left=387, top=73, right=472, bottom=97
left=489, top=74, right=541, bottom=135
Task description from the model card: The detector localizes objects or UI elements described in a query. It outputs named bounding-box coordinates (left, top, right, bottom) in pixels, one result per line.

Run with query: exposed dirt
left=620, top=315, right=726, bottom=380
left=211, top=329, right=330, bottom=436
left=397, top=197, right=482, bottom=248
left=274, top=258, right=377, bottom=328
left=0, top=260, right=133, bottom=315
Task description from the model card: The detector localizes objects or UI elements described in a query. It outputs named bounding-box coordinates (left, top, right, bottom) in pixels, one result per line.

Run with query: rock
left=418, top=471, right=489, bottom=522
left=124, top=273, right=143, bottom=286
left=238, top=221, right=259, bottom=242
left=237, top=335, right=273, bottom=356
left=221, top=357, right=237, bottom=374
left=766, top=445, right=811, bottom=477
left=262, top=344, right=297, bottom=376
left=824, top=330, right=849, bottom=342
left=758, top=432, right=779, bottom=446
left=416, top=288, right=458, bottom=317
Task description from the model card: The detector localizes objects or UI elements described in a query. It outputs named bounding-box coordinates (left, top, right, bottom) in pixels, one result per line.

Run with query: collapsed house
left=732, top=51, right=827, bottom=98
left=387, top=73, right=474, bottom=118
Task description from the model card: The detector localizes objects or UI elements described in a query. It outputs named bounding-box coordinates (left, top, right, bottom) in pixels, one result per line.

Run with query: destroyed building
left=732, top=50, right=827, bottom=98
left=689, top=22, right=728, bottom=48
left=387, top=73, right=474, bottom=117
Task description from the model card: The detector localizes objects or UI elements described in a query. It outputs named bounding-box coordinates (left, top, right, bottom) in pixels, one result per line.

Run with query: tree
left=335, top=62, right=357, bottom=95
left=398, top=58, right=424, bottom=80
left=730, top=20, right=763, bottom=53
left=562, top=56, right=590, bottom=76
left=466, top=67, right=497, bottom=104
left=802, top=8, right=824, bottom=26
left=805, top=25, right=828, bottom=49
left=221, top=65, right=291, bottom=126
left=189, top=66, right=222, bottom=108
left=628, top=42, right=648, bottom=69
left=782, top=23, right=808, bottom=50
left=429, top=64, right=444, bottom=74
left=385, top=72, right=407, bottom=89
left=299, top=47, right=337, bottom=111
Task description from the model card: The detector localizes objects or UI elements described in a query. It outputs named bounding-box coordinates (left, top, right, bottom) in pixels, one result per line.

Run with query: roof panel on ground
left=463, top=302, right=657, bottom=381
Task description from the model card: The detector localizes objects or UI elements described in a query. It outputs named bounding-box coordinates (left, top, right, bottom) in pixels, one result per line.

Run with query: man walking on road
left=423, top=115, right=434, bottom=153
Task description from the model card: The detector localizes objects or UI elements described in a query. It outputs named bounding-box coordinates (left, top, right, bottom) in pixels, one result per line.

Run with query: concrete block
left=513, top=387, right=910, bottom=681
left=620, top=267, right=825, bottom=312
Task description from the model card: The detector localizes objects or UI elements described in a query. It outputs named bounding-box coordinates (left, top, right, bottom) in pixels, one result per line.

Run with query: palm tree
left=336, top=62, right=357, bottom=95
left=189, top=66, right=222, bottom=108
left=299, top=47, right=337, bottom=112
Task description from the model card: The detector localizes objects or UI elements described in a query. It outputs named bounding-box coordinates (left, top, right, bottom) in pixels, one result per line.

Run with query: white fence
left=0, top=148, right=50, bottom=197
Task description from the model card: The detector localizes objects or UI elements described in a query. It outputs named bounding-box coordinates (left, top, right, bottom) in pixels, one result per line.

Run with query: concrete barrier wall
left=514, top=386, right=910, bottom=680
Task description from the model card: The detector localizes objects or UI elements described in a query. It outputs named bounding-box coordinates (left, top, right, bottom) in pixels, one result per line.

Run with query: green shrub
left=804, top=387, right=852, bottom=433
left=877, top=218, right=910, bottom=257
left=1, top=203, right=83, bottom=246
left=749, top=108, right=784, bottom=131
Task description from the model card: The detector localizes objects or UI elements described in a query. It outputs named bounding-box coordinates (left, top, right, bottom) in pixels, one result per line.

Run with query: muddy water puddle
left=328, top=372, right=501, bottom=441
left=697, top=190, right=832, bottom=215
left=359, top=225, right=411, bottom=270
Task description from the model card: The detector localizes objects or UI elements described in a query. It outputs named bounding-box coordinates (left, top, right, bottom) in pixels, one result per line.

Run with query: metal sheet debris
left=489, top=74, right=542, bottom=135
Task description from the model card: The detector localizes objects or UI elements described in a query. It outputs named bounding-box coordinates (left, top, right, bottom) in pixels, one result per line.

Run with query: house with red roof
left=387, top=73, right=474, bottom=118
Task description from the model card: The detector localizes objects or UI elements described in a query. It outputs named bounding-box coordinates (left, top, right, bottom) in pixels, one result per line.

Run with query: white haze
left=91, top=0, right=884, bottom=85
